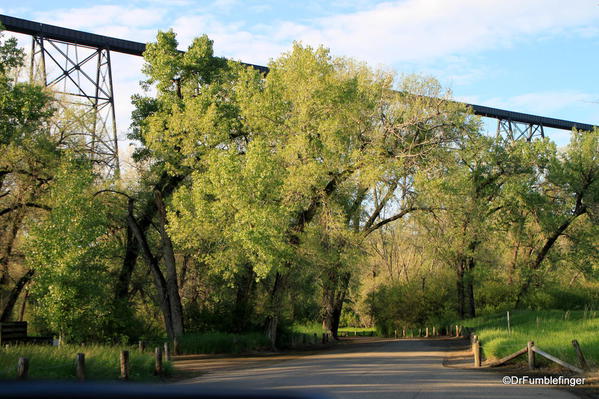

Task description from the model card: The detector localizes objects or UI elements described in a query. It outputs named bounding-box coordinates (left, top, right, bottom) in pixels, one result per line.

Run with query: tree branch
left=364, top=181, right=398, bottom=230
left=363, top=206, right=437, bottom=236
left=0, top=202, right=51, bottom=217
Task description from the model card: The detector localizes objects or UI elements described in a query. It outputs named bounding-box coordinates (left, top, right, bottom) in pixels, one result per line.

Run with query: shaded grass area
left=338, top=327, right=376, bottom=336
left=461, top=310, right=599, bottom=368
left=177, top=332, right=270, bottom=354
left=291, top=322, right=324, bottom=335
left=0, top=344, right=171, bottom=380
left=291, top=323, right=377, bottom=336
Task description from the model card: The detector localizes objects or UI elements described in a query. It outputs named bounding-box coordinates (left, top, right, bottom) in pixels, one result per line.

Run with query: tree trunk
left=1, top=269, right=34, bottom=322
left=456, top=261, right=465, bottom=319
left=0, top=209, right=24, bottom=293
left=18, top=287, right=29, bottom=321
left=112, top=171, right=186, bottom=331
left=265, top=272, right=286, bottom=349
left=127, top=199, right=175, bottom=338
left=322, top=271, right=351, bottom=340
left=515, top=210, right=584, bottom=307
left=465, top=255, right=476, bottom=318
left=232, top=264, right=255, bottom=333
left=154, top=191, right=184, bottom=337
left=114, top=224, right=138, bottom=302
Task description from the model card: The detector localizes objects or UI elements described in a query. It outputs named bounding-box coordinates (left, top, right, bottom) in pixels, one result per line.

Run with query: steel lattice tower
left=29, top=36, right=120, bottom=176
left=496, top=119, right=545, bottom=141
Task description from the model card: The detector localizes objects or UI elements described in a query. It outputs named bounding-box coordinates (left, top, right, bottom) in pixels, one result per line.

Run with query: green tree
left=513, top=128, right=599, bottom=305
left=166, top=41, right=479, bottom=343
left=0, top=28, right=56, bottom=321
left=26, top=159, right=114, bottom=342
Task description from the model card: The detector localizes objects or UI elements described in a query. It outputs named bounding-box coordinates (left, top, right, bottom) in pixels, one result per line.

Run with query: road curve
left=178, top=338, right=578, bottom=399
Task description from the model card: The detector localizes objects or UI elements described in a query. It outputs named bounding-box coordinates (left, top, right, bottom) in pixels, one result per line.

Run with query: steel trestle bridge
left=1, top=14, right=596, bottom=175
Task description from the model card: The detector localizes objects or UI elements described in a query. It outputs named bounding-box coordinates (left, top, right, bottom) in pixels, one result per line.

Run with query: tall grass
left=461, top=310, right=599, bottom=368
left=177, top=332, right=270, bottom=354
left=0, top=344, right=171, bottom=380
left=291, top=322, right=377, bottom=337
left=291, top=322, right=324, bottom=335
left=338, top=327, right=376, bottom=334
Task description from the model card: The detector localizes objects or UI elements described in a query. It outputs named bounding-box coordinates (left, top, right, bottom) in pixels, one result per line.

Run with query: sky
left=1, top=0, right=598, bottom=153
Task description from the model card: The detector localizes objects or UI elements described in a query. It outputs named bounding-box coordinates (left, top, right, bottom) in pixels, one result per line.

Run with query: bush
left=523, top=284, right=599, bottom=310
left=370, top=271, right=457, bottom=336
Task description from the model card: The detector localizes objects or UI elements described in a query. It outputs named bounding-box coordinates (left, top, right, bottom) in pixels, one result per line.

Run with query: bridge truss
left=30, top=35, right=119, bottom=174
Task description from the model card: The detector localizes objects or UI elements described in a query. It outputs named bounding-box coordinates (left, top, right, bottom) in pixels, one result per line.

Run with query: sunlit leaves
left=26, top=159, right=113, bottom=342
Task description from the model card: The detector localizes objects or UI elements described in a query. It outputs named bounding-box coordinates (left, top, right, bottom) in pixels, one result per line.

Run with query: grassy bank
left=0, top=344, right=171, bottom=380
left=461, top=310, right=599, bottom=369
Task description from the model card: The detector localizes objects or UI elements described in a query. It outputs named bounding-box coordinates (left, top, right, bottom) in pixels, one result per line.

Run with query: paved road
left=179, top=338, right=578, bottom=399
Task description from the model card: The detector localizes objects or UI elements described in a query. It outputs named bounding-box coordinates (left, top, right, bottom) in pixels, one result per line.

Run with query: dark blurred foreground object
left=0, top=382, right=329, bottom=399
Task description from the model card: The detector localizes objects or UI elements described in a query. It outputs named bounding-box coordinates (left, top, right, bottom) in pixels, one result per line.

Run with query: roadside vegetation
left=461, top=310, right=599, bottom=368
left=0, top=344, right=171, bottom=380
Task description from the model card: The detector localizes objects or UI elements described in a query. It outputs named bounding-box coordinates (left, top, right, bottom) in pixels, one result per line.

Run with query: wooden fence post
left=17, top=357, right=28, bottom=380
left=163, top=342, right=170, bottom=361
left=472, top=337, right=481, bottom=367
left=402, top=327, right=406, bottom=338
left=75, top=353, right=85, bottom=381
left=154, top=347, right=163, bottom=376
left=572, top=340, right=589, bottom=370
left=455, top=325, right=459, bottom=337
left=425, top=328, right=429, bottom=338
left=120, top=350, right=129, bottom=380
left=527, top=341, right=535, bottom=370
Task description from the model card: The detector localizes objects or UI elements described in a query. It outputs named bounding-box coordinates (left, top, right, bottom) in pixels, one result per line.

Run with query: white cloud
left=163, top=0, right=599, bottom=73
left=210, top=0, right=241, bottom=12
left=172, top=15, right=287, bottom=65
left=278, top=0, right=599, bottom=65
left=33, top=5, right=167, bottom=32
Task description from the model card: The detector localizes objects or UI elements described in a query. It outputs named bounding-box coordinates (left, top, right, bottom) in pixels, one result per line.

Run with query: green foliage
left=26, top=159, right=114, bottom=343
left=0, top=30, right=54, bottom=147
left=0, top=344, right=171, bottom=380
left=291, top=322, right=325, bottom=335
left=370, top=271, right=457, bottom=335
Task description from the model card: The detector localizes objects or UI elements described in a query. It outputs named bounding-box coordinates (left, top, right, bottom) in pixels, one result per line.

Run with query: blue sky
left=1, top=0, right=598, bottom=151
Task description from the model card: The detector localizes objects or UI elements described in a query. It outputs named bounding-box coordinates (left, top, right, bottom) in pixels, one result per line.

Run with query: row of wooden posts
left=392, top=325, right=464, bottom=339
left=15, top=341, right=177, bottom=380
left=13, top=333, right=338, bottom=380
left=290, top=333, right=332, bottom=346
left=470, top=334, right=589, bottom=374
